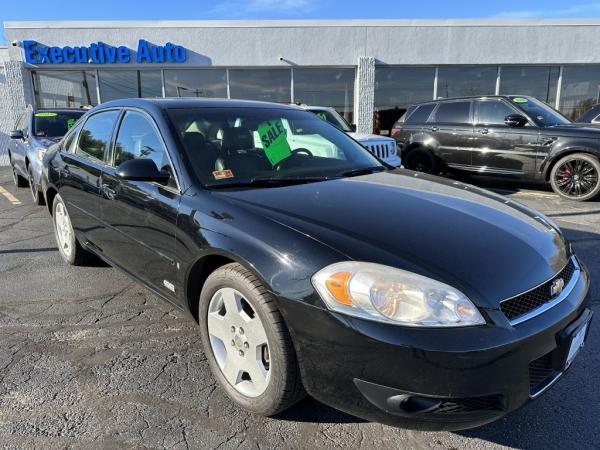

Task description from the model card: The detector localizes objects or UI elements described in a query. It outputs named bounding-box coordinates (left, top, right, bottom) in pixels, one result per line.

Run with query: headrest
left=221, top=127, right=255, bottom=151
left=182, top=131, right=206, bottom=150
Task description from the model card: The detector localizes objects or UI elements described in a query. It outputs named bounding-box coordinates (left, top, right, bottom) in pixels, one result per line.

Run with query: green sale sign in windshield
left=257, top=119, right=292, bottom=166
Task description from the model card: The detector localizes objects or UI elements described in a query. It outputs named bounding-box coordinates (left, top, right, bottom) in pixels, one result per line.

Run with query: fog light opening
left=387, top=394, right=441, bottom=414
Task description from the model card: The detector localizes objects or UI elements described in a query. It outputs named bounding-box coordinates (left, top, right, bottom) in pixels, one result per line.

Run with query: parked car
left=43, top=99, right=591, bottom=431
left=299, top=105, right=401, bottom=166
left=575, top=103, right=600, bottom=124
left=393, top=95, right=600, bottom=201
left=9, top=107, right=85, bottom=204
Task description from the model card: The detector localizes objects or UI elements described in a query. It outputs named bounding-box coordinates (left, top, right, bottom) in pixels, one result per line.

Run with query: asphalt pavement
left=0, top=167, right=598, bottom=449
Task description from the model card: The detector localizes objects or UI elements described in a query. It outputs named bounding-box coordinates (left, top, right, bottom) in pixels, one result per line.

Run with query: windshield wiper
left=205, top=176, right=331, bottom=189
left=338, top=166, right=387, bottom=178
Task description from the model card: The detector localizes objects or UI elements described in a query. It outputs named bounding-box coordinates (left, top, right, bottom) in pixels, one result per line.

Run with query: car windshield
left=33, top=111, right=85, bottom=138
left=508, top=96, right=571, bottom=127
left=167, top=107, right=384, bottom=188
left=307, top=108, right=353, bottom=132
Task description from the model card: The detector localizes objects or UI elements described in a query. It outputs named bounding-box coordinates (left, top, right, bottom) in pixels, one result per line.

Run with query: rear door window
left=76, top=110, right=120, bottom=162
left=406, top=104, right=435, bottom=124
left=432, top=101, right=472, bottom=124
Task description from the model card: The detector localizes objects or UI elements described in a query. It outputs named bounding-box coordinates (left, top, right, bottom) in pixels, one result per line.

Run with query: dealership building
left=2, top=18, right=600, bottom=165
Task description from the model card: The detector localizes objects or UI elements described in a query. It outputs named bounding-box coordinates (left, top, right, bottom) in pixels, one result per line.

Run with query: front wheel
left=52, top=194, right=93, bottom=265
left=198, top=263, right=305, bottom=416
left=28, top=165, right=44, bottom=206
left=11, top=163, right=27, bottom=188
left=550, top=153, right=600, bottom=201
left=404, top=148, right=437, bottom=174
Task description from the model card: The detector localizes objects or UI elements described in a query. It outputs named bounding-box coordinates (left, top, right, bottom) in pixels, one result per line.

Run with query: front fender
left=541, top=139, right=600, bottom=178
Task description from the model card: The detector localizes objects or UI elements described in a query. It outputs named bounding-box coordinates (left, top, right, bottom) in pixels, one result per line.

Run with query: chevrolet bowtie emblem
left=550, top=278, right=565, bottom=297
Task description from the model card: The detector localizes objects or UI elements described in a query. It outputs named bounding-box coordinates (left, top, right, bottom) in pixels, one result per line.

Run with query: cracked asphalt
left=0, top=167, right=598, bottom=449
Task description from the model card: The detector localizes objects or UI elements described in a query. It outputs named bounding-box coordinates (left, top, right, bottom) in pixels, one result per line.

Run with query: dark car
left=575, top=103, right=600, bottom=124
left=9, top=107, right=86, bottom=204
left=42, top=98, right=591, bottom=431
left=393, top=95, right=600, bottom=201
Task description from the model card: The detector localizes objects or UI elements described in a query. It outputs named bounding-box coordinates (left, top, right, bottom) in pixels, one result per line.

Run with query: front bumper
left=280, top=259, right=591, bottom=431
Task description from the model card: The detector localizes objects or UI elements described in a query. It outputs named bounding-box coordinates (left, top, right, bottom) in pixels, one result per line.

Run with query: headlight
left=312, top=262, right=485, bottom=327
left=35, top=147, right=47, bottom=160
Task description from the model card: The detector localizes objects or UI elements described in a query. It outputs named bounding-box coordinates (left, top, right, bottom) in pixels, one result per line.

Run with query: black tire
left=404, top=148, right=437, bottom=174
left=550, top=153, right=600, bottom=201
left=27, top=165, right=44, bottom=206
left=52, top=193, right=93, bottom=266
left=11, top=162, right=27, bottom=188
left=198, top=263, right=305, bottom=416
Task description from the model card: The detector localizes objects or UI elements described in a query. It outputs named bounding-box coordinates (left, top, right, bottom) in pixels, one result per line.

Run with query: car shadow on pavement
left=276, top=396, right=366, bottom=424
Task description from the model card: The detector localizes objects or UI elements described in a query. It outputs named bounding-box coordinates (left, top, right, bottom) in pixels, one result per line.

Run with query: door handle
left=430, top=126, right=439, bottom=132
left=101, top=183, right=116, bottom=200
left=478, top=128, right=489, bottom=134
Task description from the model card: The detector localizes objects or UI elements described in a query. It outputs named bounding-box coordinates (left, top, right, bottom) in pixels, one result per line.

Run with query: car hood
left=32, top=136, right=61, bottom=148
left=543, top=123, right=600, bottom=138
left=348, top=132, right=395, bottom=143
left=216, top=170, right=570, bottom=309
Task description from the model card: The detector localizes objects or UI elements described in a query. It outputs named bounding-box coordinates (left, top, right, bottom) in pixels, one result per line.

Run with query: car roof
left=411, top=95, right=531, bottom=106
left=94, top=98, right=305, bottom=111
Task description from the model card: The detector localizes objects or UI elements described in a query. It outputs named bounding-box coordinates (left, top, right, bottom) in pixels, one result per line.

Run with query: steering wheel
left=274, top=148, right=314, bottom=171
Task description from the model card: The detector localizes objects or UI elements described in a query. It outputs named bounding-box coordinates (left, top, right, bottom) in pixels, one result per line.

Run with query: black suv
left=393, top=95, right=600, bottom=201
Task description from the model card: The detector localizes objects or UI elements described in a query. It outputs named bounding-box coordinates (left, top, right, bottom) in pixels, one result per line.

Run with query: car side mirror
left=116, top=158, right=171, bottom=183
left=10, top=129, right=24, bottom=140
left=504, top=114, right=528, bottom=128
left=350, top=123, right=357, bottom=132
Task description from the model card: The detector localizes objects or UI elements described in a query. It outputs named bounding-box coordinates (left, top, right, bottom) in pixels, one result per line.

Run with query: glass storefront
left=499, top=66, right=559, bottom=105
left=164, top=69, right=227, bottom=98
left=436, top=66, right=498, bottom=99
left=98, top=70, right=162, bottom=101
left=559, top=65, right=600, bottom=120
left=228, top=68, right=291, bottom=103
left=32, top=70, right=98, bottom=108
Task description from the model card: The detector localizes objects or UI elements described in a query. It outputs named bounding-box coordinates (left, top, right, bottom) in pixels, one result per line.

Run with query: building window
left=374, top=66, right=435, bottom=134
left=499, top=66, right=559, bottom=105
left=229, top=69, right=291, bottom=103
left=436, top=66, right=497, bottom=99
left=559, top=65, right=600, bottom=120
left=293, top=68, right=355, bottom=123
left=164, top=69, right=228, bottom=98
left=32, top=70, right=98, bottom=108
left=98, top=70, right=163, bottom=102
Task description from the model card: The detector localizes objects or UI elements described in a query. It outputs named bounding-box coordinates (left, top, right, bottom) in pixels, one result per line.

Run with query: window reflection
left=98, top=70, right=162, bottom=102
left=32, top=70, right=98, bottom=108
left=499, top=66, right=559, bottom=104
left=293, top=68, right=355, bottom=123
left=559, top=65, right=600, bottom=120
left=437, top=66, right=497, bottom=99
left=374, top=66, right=435, bottom=134
left=164, top=69, right=227, bottom=98
left=229, top=69, right=291, bottom=103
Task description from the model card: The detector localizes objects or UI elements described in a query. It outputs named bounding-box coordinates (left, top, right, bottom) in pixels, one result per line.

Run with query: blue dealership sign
left=23, top=40, right=186, bottom=64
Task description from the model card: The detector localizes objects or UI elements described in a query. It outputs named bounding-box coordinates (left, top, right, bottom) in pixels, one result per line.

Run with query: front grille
left=365, top=142, right=392, bottom=160
left=529, top=351, right=558, bottom=395
left=500, top=259, right=576, bottom=322
left=435, top=396, right=503, bottom=414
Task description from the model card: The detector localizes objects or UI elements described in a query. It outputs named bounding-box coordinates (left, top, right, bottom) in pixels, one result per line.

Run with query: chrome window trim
left=502, top=256, right=580, bottom=326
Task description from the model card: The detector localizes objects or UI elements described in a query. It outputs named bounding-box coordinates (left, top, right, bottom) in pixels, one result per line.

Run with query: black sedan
left=42, top=99, right=592, bottom=431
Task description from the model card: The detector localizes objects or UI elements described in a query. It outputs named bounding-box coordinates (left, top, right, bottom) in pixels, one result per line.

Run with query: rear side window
left=76, top=110, right=119, bottom=162
left=433, top=101, right=472, bottom=124
left=406, top=104, right=435, bottom=124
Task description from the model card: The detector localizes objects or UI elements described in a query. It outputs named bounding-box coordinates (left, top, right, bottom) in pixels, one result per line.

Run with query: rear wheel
left=28, top=165, right=44, bottom=205
left=550, top=153, right=600, bottom=201
left=52, top=194, right=93, bottom=265
left=404, top=148, right=437, bottom=174
left=198, top=263, right=305, bottom=416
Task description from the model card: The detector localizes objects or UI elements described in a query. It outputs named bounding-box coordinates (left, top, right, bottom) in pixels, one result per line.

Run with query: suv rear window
left=406, top=104, right=435, bottom=124
left=433, top=101, right=471, bottom=124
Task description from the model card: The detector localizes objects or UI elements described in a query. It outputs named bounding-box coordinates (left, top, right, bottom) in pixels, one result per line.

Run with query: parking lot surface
left=0, top=167, right=598, bottom=449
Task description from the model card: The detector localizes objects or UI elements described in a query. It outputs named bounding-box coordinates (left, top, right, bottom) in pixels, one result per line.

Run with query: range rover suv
left=392, top=95, right=600, bottom=201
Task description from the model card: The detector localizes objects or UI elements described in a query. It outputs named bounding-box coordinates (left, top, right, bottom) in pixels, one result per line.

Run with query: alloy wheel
left=54, top=202, right=73, bottom=259
left=28, top=167, right=37, bottom=202
left=12, top=167, right=18, bottom=186
left=207, top=287, right=270, bottom=397
left=554, top=159, right=599, bottom=199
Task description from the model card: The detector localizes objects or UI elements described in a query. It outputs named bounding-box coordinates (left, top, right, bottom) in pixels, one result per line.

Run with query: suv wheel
left=52, top=194, right=93, bottom=265
left=198, top=263, right=305, bottom=416
left=550, top=153, right=600, bottom=201
left=404, top=148, right=437, bottom=174
left=28, top=165, right=44, bottom=205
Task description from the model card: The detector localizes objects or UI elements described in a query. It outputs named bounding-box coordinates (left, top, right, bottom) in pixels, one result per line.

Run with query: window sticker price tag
left=512, top=97, right=528, bottom=103
left=257, top=119, right=292, bottom=166
left=34, top=112, right=58, bottom=117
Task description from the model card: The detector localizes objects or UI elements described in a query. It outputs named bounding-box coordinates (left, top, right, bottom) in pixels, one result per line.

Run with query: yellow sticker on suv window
left=512, top=97, right=528, bottom=103
left=34, top=112, right=58, bottom=117
left=257, top=119, right=292, bottom=166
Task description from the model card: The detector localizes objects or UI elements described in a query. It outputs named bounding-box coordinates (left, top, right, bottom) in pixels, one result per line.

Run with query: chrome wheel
left=54, top=202, right=73, bottom=259
left=207, top=287, right=270, bottom=397
left=28, top=167, right=37, bottom=202
left=554, top=159, right=599, bottom=199
left=12, top=166, right=18, bottom=186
